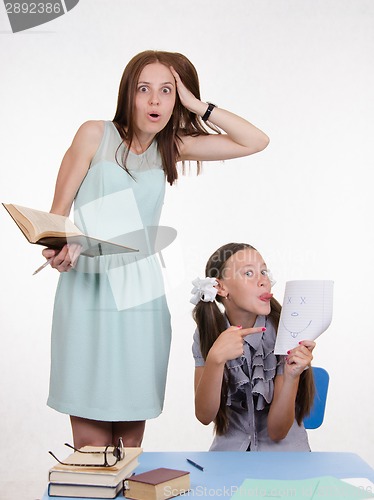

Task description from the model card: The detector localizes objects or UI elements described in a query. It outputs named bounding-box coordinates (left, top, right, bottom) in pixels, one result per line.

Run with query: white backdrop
left=0, top=1, right=373, bottom=498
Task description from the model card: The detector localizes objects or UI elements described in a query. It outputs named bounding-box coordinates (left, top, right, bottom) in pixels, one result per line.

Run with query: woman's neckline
left=110, top=121, right=155, bottom=157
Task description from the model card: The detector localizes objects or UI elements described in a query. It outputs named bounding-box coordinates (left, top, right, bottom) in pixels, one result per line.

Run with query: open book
left=3, top=203, right=138, bottom=258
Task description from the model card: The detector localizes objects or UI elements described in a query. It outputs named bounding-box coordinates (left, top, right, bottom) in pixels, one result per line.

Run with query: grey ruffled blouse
left=192, top=315, right=310, bottom=451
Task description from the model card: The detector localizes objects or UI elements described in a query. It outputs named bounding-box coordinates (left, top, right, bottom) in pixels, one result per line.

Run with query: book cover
left=48, top=480, right=123, bottom=498
left=48, top=447, right=142, bottom=487
left=124, top=467, right=190, bottom=500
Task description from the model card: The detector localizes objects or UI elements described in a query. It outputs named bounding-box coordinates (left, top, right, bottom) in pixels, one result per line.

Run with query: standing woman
left=43, top=50, right=269, bottom=448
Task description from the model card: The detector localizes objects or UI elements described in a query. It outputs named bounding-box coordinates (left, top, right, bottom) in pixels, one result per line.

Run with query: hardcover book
left=124, top=467, right=190, bottom=500
left=48, top=446, right=142, bottom=487
left=48, top=480, right=123, bottom=498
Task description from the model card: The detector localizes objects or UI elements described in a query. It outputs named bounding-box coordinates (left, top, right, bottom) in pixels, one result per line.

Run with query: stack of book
left=48, top=446, right=142, bottom=498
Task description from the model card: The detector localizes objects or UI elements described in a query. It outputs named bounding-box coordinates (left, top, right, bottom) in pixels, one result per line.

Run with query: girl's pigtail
left=295, top=367, right=315, bottom=424
left=193, top=301, right=226, bottom=360
left=193, top=300, right=230, bottom=434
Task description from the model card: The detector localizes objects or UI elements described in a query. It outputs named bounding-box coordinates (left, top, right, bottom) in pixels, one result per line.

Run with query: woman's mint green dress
left=47, top=121, right=172, bottom=421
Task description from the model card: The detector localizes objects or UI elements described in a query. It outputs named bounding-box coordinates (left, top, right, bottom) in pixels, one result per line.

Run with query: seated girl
left=191, top=243, right=315, bottom=451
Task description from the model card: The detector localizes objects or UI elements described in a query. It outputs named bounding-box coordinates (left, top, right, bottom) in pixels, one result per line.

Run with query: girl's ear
left=215, top=279, right=228, bottom=298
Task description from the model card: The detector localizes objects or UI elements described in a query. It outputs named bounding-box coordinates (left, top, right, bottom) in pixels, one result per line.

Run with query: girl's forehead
left=226, top=249, right=264, bottom=268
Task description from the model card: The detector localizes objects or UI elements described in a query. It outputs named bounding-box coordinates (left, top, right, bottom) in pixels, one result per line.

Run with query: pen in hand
left=32, top=257, right=53, bottom=275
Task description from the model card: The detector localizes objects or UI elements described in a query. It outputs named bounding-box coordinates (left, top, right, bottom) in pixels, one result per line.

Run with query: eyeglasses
left=49, top=437, right=125, bottom=467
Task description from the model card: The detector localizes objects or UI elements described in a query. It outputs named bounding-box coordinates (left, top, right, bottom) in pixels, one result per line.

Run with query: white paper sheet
left=274, top=280, right=334, bottom=354
left=342, top=478, right=374, bottom=498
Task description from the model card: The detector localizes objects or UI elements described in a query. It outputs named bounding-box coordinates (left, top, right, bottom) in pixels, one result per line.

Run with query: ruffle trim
left=226, top=316, right=277, bottom=411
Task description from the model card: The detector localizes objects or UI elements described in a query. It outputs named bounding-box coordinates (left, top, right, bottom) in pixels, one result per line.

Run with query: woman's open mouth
left=148, top=112, right=161, bottom=121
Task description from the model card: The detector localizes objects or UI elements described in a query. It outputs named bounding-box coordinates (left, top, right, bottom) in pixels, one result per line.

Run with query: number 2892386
left=5, top=3, right=62, bottom=14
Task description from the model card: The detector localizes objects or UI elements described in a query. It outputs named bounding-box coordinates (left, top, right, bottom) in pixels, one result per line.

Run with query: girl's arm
left=194, top=362, right=225, bottom=426
left=41, top=120, right=103, bottom=272
left=267, top=341, right=315, bottom=441
left=171, top=68, right=270, bottom=161
left=194, top=326, right=263, bottom=425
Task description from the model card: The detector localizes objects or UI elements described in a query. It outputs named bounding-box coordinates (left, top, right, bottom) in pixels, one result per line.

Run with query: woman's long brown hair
left=113, top=50, right=218, bottom=185
left=193, top=243, right=315, bottom=435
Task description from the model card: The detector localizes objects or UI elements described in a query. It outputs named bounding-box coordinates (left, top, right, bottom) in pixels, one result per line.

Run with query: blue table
left=42, top=451, right=374, bottom=499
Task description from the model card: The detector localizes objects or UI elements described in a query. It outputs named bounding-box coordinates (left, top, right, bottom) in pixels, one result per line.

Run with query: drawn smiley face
left=281, top=295, right=312, bottom=338
left=275, top=280, right=334, bottom=355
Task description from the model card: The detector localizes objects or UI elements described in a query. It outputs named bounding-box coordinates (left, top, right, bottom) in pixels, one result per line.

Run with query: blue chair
left=303, top=366, right=329, bottom=429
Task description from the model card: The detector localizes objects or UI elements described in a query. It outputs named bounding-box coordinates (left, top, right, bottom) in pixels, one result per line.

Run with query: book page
left=274, top=280, right=334, bottom=354
left=13, top=204, right=81, bottom=237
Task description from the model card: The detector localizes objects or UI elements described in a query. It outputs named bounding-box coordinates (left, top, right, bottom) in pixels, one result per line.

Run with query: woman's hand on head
left=170, top=66, right=202, bottom=114
left=42, top=244, right=81, bottom=273
left=284, top=340, right=315, bottom=378
left=207, top=325, right=265, bottom=365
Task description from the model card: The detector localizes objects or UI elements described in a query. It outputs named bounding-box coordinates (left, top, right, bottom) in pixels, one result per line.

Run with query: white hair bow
left=190, top=277, right=218, bottom=305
